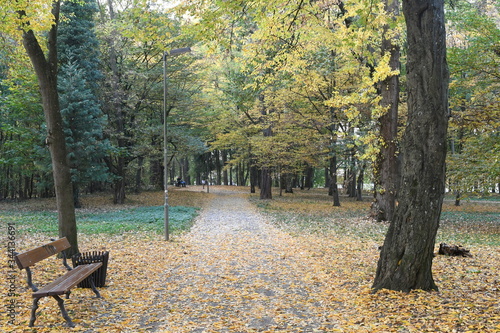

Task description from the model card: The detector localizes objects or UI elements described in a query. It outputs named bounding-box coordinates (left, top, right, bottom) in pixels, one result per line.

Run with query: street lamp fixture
left=163, top=47, right=191, bottom=241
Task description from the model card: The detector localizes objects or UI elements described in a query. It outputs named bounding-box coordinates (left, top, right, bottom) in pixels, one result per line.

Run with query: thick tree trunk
left=21, top=1, right=79, bottom=255
left=304, top=165, right=314, bottom=190
left=372, top=0, right=449, bottom=292
left=371, top=0, right=400, bottom=222
left=260, top=167, right=272, bottom=199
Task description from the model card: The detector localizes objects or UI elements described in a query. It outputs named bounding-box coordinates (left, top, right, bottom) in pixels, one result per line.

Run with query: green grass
left=1, top=205, right=199, bottom=237
left=251, top=192, right=499, bottom=246
left=438, top=211, right=500, bottom=246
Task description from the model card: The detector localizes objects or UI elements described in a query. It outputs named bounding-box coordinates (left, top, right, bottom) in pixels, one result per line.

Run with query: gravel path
left=142, top=188, right=340, bottom=332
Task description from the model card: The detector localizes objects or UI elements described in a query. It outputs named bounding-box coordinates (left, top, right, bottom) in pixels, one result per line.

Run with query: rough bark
left=329, top=156, right=341, bottom=206
left=20, top=1, right=79, bottom=255
left=372, top=0, right=449, bottom=292
left=371, top=0, right=400, bottom=222
left=260, top=167, right=272, bottom=199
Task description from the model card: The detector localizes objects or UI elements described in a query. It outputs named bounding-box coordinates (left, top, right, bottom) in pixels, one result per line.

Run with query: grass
left=251, top=188, right=500, bottom=247
left=1, top=186, right=498, bottom=245
left=0, top=188, right=205, bottom=238
left=2, top=206, right=198, bottom=236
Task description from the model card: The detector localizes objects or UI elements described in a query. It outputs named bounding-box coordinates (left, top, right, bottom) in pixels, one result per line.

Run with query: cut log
left=438, top=243, right=472, bottom=257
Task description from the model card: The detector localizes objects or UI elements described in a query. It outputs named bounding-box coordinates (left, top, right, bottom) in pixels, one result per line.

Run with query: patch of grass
left=1, top=205, right=199, bottom=237
left=252, top=189, right=499, bottom=246
left=0, top=189, right=208, bottom=238
left=251, top=193, right=386, bottom=241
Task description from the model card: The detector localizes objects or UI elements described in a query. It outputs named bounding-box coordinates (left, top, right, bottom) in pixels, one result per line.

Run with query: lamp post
left=163, top=47, right=191, bottom=241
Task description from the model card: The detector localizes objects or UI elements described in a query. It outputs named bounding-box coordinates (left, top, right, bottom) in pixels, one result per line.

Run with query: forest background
left=0, top=0, right=498, bottom=206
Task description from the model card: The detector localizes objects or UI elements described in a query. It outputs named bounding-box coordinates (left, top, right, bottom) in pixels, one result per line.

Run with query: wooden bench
left=14, top=237, right=103, bottom=327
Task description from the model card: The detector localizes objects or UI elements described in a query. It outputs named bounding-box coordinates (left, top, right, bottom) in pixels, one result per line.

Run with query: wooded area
left=1, top=0, right=499, bottom=291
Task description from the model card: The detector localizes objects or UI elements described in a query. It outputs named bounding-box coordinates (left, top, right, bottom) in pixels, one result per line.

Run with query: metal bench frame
left=14, top=238, right=102, bottom=327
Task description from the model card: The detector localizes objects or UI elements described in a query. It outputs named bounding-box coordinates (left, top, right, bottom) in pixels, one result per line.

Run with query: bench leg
left=29, top=298, right=40, bottom=327
left=52, top=295, right=75, bottom=328
left=89, top=278, right=102, bottom=298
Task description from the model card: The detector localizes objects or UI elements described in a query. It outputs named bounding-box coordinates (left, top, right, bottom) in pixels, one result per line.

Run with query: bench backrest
left=14, top=238, right=71, bottom=270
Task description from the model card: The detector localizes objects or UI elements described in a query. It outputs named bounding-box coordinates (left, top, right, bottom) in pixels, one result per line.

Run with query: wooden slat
left=14, top=238, right=71, bottom=269
left=32, top=262, right=102, bottom=298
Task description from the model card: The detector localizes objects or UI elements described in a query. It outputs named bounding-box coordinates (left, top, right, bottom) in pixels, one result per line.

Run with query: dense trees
left=446, top=0, right=500, bottom=200
left=0, top=0, right=497, bottom=281
left=2, top=0, right=496, bottom=203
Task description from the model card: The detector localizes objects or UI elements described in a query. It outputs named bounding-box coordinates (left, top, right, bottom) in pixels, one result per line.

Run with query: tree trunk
left=260, top=167, right=272, bottom=199
left=259, top=94, right=273, bottom=199
left=329, top=156, right=341, bottom=206
left=357, top=165, right=365, bottom=202
left=284, top=173, right=293, bottom=193
left=371, top=0, right=400, bottom=222
left=135, top=156, right=144, bottom=193
left=250, top=163, right=258, bottom=193
left=238, top=161, right=246, bottom=186
left=222, top=150, right=228, bottom=185
left=150, top=158, right=162, bottom=190
left=304, top=165, right=314, bottom=190
left=324, top=167, right=329, bottom=188
left=21, top=1, right=79, bottom=255
left=107, top=0, right=127, bottom=204
left=213, top=150, right=220, bottom=185
left=113, top=158, right=126, bottom=204
left=183, top=157, right=190, bottom=185
left=372, top=0, right=449, bottom=292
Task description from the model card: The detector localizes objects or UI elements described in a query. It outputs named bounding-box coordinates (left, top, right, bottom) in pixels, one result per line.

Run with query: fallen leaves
left=1, top=187, right=499, bottom=332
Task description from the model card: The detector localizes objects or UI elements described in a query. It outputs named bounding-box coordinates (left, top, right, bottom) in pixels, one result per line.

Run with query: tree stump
left=438, top=243, right=472, bottom=257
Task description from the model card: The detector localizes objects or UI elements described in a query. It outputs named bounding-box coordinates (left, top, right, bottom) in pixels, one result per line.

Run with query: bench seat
left=33, top=262, right=102, bottom=298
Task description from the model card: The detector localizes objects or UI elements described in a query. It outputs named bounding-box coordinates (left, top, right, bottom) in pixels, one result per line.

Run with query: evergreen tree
left=57, top=0, right=111, bottom=207
left=58, top=62, right=112, bottom=207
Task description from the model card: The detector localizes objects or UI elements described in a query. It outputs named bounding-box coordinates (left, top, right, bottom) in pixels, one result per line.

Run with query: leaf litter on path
left=2, top=187, right=499, bottom=332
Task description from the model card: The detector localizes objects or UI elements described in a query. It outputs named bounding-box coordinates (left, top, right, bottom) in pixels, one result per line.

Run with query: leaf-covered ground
left=1, top=187, right=499, bottom=332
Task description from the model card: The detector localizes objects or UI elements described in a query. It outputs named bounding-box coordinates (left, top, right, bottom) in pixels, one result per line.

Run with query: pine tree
left=58, top=62, right=112, bottom=207
left=57, top=0, right=111, bottom=207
